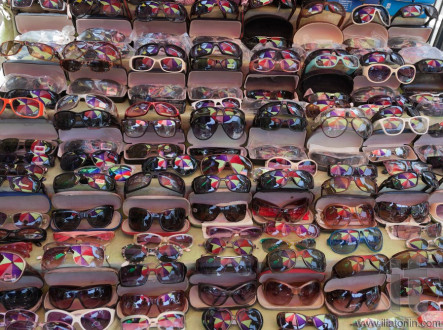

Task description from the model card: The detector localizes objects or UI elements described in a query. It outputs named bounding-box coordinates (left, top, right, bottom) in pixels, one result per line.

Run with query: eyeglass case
left=242, top=15, right=293, bottom=44
left=323, top=274, right=391, bottom=316
left=133, top=14, right=188, bottom=37
left=0, top=118, right=58, bottom=144
left=121, top=195, right=191, bottom=236
left=257, top=269, right=325, bottom=310
left=14, top=13, right=73, bottom=35
left=387, top=268, right=443, bottom=306
left=188, top=191, right=253, bottom=227
left=413, top=134, right=443, bottom=163
left=429, top=190, right=443, bottom=223
left=66, top=77, right=128, bottom=102
left=362, top=133, right=418, bottom=164
left=50, top=191, right=122, bottom=232
left=315, top=195, right=376, bottom=230
left=75, top=17, right=132, bottom=43
left=375, top=192, right=431, bottom=225
left=246, top=127, right=307, bottom=163
left=388, top=26, right=433, bottom=45
left=187, top=71, right=243, bottom=102
left=342, top=23, right=389, bottom=48
left=67, top=67, right=128, bottom=93
left=43, top=267, right=119, bottom=311
left=123, top=144, right=187, bottom=164
left=188, top=280, right=258, bottom=309
left=299, top=70, right=353, bottom=96
left=252, top=190, right=314, bottom=225
left=243, top=74, right=299, bottom=104
left=293, top=23, right=344, bottom=48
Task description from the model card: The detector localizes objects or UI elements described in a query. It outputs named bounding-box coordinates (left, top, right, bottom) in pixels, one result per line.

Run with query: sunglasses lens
left=232, top=238, right=254, bottom=255
left=12, top=98, right=41, bottom=118
left=398, top=66, right=416, bottom=83
left=61, top=59, right=82, bottom=72
left=408, top=237, right=429, bottom=250
left=156, top=244, right=182, bottom=261
left=120, top=265, right=148, bottom=287
left=120, top=294, right=151, bottom=316
left=89, top=60, right=111, bottom=72
left=0, top=252, right=25, bottom=282
left=417, top=301, right=442, bottom=314
left=368, top=65, right=391, bottom=82
left=204, top=237, right=227, bottom=254
left=122, top=317, right=149, bottom=329
left=260, top=238, right=289, bottom=253
left=80, top=310, right=112, bottom=330
left=123, top=244, right=147, bottom=263
left=330, top=230, right=360, bottom=254
left=160, top=58, right=183, bottom=72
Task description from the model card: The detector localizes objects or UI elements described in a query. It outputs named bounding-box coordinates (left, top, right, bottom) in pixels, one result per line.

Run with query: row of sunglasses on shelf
left=8, top=0, right=439, bottom=29
left=2, top=39, right=442, bottom=79
left=1, top=245, right=443, bottom=330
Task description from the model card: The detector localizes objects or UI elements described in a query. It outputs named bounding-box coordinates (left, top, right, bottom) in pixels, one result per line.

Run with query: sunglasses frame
left=0, top=97, right=45, bottom=119
left=373, top=116, right=429, bottom=135
left=121, top=312, right=186, bottom=329
left=327, top=227, right=383, bottom=254
left=45, top=308, right=115, bottom=330
left=129, top=56, right=186, bottom=73
left=362, top=64, right=416, bottom=84
left=352, top=4, right=391, bottom=26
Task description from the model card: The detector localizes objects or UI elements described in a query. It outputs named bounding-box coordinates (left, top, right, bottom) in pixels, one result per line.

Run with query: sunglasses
left=129, top=56, right=186, bottom=73
left=243, top=36, right=288, bottom=50
left=68, top=0, right=123, bottom=17
left=54, top=110, right=117, bottom=130
left=264, top=279, right=321, bottom=306
left=124, top=172, right=185, bottom=196
left=264, top=158, right=317, bottom=176
left=203, top=308, right=263, bottom=330
left=0, top=242, right=33, bottom=258
left=265, top=248, right=326, bottom=272
left=0, top=287, right=42, bottom=310
left=135, top=1, right=187, bottom=21
left=198, top=281, right=258, bottom=306
left=392, top=4, right=438, bottom=26
left=53, top=172, right=116, bottom=193
left=4, top=89, right=59, bottom=110
left=252, top=198, right=309, bottom=222
left=0, top=41, right=59, bottom=62
left=12, top=0, right=65, bottom=10
left=378, top=171, right=439, bottom=193
left=428, top=120, right=443, bottom=137
left=257, top=169, right=314, bottom=191
left=415, top=59, right=443, bottom=74
left=407, top=237, right=443, bottom=250
left=257, top=101, right=304, bottom=117
left=360, top=51, right=405, bottom=66
left=314, top=114, right=372, bottom=139
left=322, top=204, right=374, bottom=227
left=53, top=232, right=115, bottom=244
left=191, top=87, right=241, bottom=100
left=328, top=164, right=377, bottom=179
left=205, top=227, right=263, bottom=240
left=264, top=222, right=320, bottom=239
left=191, top=41, right=241, bottom=58
left=125, top=101, right=180, bottom=118
left=0, top=310, right=61, bottom=329
left=128, top=207, right=186, bottom=232
left=399, top=277, right=443, bottom=297
left=136, top=43, right=186, bottom=58
left=191, top=58, right=241, bottom=71
left=410, top=93, right=443, bottom=104
left=202, top=237, right=256, bottom=255
left=56, top=94, right=114, bottom=111
left=277, top=312, right=338, bottom=330
left=0, top=174, right=43, bottom=193
left=0, top=163, right=47, bottom=180
left=76, top=165, right=134, bottom=182
left=414, top=301, right=443, bottom=316
left=122, top=243, right=185, bottom=263
left=192, top=174, right=251, bottom=194
left=321, top=176, right=377, bottom=195
left=297, top=1, right=345, bottom=27
left=363, top=64, right=416, bottom=84
left=122, top=119, right=181, bottom=138
left=352, top=4, right=390, bottom=26
left=386, top=223, right=442, bottom=240
left=41, top=243, right=105, bottom=270
left=250, top=146, right=303, bottom=160
left=48, top=284, right=112, bottom=310
left=119, top=291, right=187, bottom=316
left=190, top=0, right=239, bottom=19
left=119, top=262, right=187, bottom=287
left=192, top=97, right=242, bottom=110
left=359, top=104, right=404, bottom=119
left=142, top=155, right=197, bottom=176
left=368, top=147, right=410, bottom=162
left=69, top=78, right=124, bottom=96
left=261, top=238, right=316, bottom=253
left=246, top=89, right=294, bottom=100
left=51, top=205, right=114, bottom=231
left=189, top=148, right=241, bottom=160
left=0, top=138, right=55, bottom=156
left=250, top=49, right=301, bottom=73
left=305, top=54, right=359, bottom=74
left=255, top=115, right=307, bottom=132
left=375, top=201, right=429, bottom=224
left=0, top=97, right=45, bottom=119
left=191, top=107, right=245, bottom=140
left=45, top=308, right=115, bottom=330
left=135, top=233, right=193, bottom=247
left=121, top=312, right=185, bottom=330
left=327, top=227, right=383, bottom=254
left=373, top=116, right=429, bottom=135
left=196, top=255, right=258, bottom=276
left=383, top=160, right=431, bottom=176
left=326, top=286, right=383, bottom=313
left=332, top=254, right=390, bottom=278
left=60, top=150, right=119, bottom=171
left=191, top=202, right=247, bottom=223
left=200, top=154, right=252, bottom=176
left=390, top=249, right=443, bottom=269
left=0, top=227, right=46, bottom=244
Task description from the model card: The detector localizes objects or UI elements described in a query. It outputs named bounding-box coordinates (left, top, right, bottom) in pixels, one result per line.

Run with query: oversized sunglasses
left=196, top=255, right=258, bottom=276
left=250, top=56, right=300, bottom=73
left=135, top=233, right=193, bottom=249
left=0, top=41, right=60, bottom=61
left=297, top=1, right=345, bottom=28
left=265, top=248, right=326, bottom=272
left=51, top=205, right=114, bottom=231
left=125, top=101, right=180, bottom=117
left=360, top=51, right=405, bottom=66
left=407, top=237, right=443, bottom=250
left=41, top=243, right=106, bottom=270
left=205, top=226, right=263, bottom=240
left=362, top=64, right=416, bottom=84
left=119, top=291, right=187, bottom=316
left=322, top=204, right=374, bottom=227
left=326, top=286, right=383, bottom=313
left=0, top=138, right=55, bottom=154
left=136, top=43, right=187, bottom=59
left=252, top=198, right=309, bottom=223
left=198, top=281, right=258, bottom=306
left=45, top=308, right=115, bottom=330
left=191, top=97, right=242, bottom=110
left=128, top=207, right=186, bottom=232
left=55, top=94, right=114, bottom=112
left=122, top=243, right=186, bottom=262
left=53, top=172, right=116, bottom=193
left=328, top=164, right=377, bottom=178
left=202, top=237, right=256, bottom=256
left=203, top=308, right=263, bottom=330
left=409, top=93, right=443, bottom=104
left=191, top=58, right=242, bottom=71
left=0, top=97, right=45, bottom=118
left=193, top=174, right=251, bottom=193
left=332, top=254, right=390, bottom=278
left=399, top=277, right=443, bottom=297
left=142, top=155, right=197, bottom=176
left=3, top=89, right=59, bottom=110
left=125, top=144, right=181, bottom=160
left=122, top=118, right=181, bottom=138
left=0, top=287, right=42, bottom=311
left=255, top=114, right=307, bottom=132
left=243, top=36, right=288, bottom=50
left=386, top=223, right=441, bottom=240
left=191, top=41, right=241, bottom=58
left=200, top=154, right=252, bottom=176
left=0, top=227, right=46, bottom=244
left=0, top=251, right=27, bottom=282
left=249, top=145, right=304, bottom=160
left=129, top=56, right=186, bottom=73
left=263, top=279, right=321, bottom=306
left=265, top=158, right=317, bottom=176
left=0, top=211, right=48, bottom=229
left=257, top=169, right=314, bottom=191
left=260, top=238, right=316, bottom=252
left=246, top=89, right=294, bottom=100
left=264, top=222, right=320, bottom=239
left=12, top=0, right=65, bottom=10
left=121, top=312, right=185, bottom=330
left=190, top=0, right=239, bottom=19
left=321, top=176, right=378, bottom=195
left=314, top=115, right=372, bottom=139
left=383, top=160, right=432, bottom=176
left=191, top=202, right=247, bottom=223
left=119, top=262, right=187, bottom=286
left=327, top=227, right=383, bottom=254
left=0, top=163, right=47, bottom=180
left=0, top=175, right=43, bottom=193
left=378, top=171, right=439, bottom=193
left=48, top=284, right=112, bottom=310
left=390, top=249, right=443, bottom=269
left=53, top=110, right=116, bottom=130
left=305, top=54, right=359, bottom=74
left=368, top=147, right=410, bottom=162
left=352, top=4, right=390, bottom=26
left=135, top=1, right=187, bottom=22
left=124, top=172, right=185, bottom=196
left=76, top=165, right=135, bottom=182
left=68, top=0, right=123, bottom=17
left=60, top=150, right=119, bottom=171
left=257, top=101, right=304, bottom=117
left=277, top=312, right=338, bottom=330
left=375, top=200, right=429, bottom=223
left=392, top=4, right=438, bottom=26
